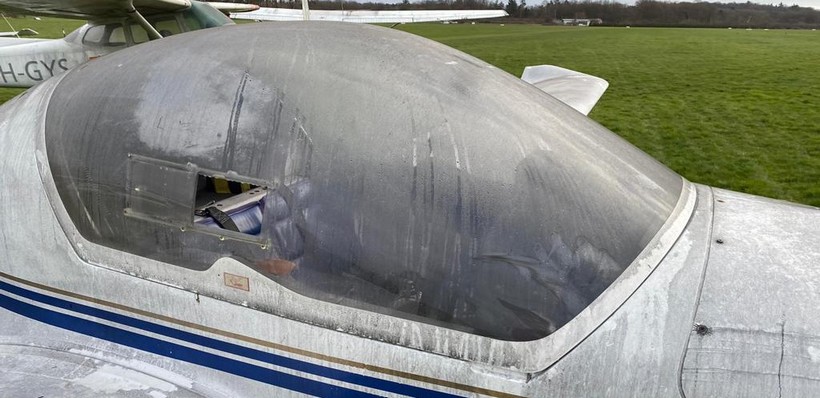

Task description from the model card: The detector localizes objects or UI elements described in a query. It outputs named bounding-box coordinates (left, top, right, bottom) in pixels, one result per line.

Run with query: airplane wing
left=231, top=8, right=508, bottom=23
left=0, top=0, right=191, bottom=19
left=208, top=2, right=259, bottom=14
left=521, top=65, right=609, bottom=115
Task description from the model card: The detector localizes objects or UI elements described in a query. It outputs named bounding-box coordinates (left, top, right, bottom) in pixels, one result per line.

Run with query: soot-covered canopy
left=45, top=22, right=682, bottom=341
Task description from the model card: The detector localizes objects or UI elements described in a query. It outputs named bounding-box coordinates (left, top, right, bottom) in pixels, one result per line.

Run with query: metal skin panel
left=682, top=189, right=820, bottom=396
left=0, top=319, right=217, bottom=397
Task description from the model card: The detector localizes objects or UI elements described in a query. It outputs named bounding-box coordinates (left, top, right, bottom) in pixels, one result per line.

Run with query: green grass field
left=398, top=24, right=820, bottom=207
left=0, top=18, right=817, bottom=206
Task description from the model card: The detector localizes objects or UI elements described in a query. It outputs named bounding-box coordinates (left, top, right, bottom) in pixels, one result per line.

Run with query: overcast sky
left=616, top=0, right=820, bottom=9
left=389, top=0, right=820, bottom=10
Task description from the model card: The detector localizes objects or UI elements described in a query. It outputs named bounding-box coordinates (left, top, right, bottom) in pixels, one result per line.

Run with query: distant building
left=560, top=18, right=603, bottom=26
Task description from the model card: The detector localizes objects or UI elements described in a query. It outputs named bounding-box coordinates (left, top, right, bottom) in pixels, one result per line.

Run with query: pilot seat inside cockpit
left=193, top=175, right=266, bottom=235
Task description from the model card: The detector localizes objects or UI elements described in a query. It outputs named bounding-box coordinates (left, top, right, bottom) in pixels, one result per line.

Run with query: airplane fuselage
left=0, top=33, right=105, bottom=87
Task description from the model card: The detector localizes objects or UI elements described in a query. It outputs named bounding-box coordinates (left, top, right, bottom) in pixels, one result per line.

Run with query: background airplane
left=0, top=0, right=255, bottom=87
left=230, top=8, right=508, bottom=23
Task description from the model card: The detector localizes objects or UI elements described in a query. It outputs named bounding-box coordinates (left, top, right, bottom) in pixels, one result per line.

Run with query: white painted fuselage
left=0, top=28, right=112, bottom=87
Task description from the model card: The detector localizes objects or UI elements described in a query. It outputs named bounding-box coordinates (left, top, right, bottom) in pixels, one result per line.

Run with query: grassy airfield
left=0, top=17, right=817, bottom=206
left=399, top=24, right=820, bottom=207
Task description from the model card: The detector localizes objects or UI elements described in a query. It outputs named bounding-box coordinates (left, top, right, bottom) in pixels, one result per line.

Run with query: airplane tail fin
left=521, top=65, right=609, bottom=115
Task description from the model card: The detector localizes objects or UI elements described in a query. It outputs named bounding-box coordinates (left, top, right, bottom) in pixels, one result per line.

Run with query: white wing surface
left=0, top=0, right=191, bottom=19
left=521, top=65, right=609, bottom=115
left=231, top=8, right=508, bottom=23
left=207, top=2, right=259, bottom=13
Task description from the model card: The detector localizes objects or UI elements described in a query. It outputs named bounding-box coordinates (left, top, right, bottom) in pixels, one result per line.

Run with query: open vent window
left=124, top=154, right=270, bottom=243
left=193, top=174, right=267, bottom=236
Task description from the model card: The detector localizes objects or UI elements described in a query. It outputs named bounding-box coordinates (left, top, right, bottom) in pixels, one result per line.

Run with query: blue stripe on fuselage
left=0, top=279, right=462, bottom=398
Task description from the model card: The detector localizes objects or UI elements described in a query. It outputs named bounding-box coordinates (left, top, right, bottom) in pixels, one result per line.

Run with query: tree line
left=531, top=1, right=820, bottom=28
left=233, top=0, right=820, bottom=28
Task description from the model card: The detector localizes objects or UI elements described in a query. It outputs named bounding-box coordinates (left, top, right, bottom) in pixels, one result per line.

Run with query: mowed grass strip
left=399, top=24, right=820, bottom=207
left=0, top=18, right=816, bottom=206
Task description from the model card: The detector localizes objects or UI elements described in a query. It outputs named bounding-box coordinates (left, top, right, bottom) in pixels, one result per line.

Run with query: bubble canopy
left=44, top=22, right=682, bottom=341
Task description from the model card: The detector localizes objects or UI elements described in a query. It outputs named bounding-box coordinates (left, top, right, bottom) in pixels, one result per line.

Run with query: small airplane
left=1, top=3, right=819, bottom=398
left=0, top=0, right=258, bottom=88
left=230, top=8, right=509, bottom=24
